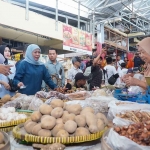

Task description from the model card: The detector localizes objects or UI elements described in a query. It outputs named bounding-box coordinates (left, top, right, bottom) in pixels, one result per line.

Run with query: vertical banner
left=63, top=25, right=92, bottom=54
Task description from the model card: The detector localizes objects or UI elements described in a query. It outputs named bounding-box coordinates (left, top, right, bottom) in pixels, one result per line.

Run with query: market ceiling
left=74, top=0, right=150, bottom=34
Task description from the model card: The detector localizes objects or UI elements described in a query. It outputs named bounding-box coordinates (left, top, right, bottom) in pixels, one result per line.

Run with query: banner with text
left=63, top=25, right=92, bottom=54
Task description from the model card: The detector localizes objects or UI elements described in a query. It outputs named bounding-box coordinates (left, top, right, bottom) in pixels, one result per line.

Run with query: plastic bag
left=92, top=89, right=107, bottom=97
left=85, top=96, right=117, bottom=113
left=107, top=100, right=150, bottom=120
left=66, top=96, right=117, bottom=114
left=2, top=94, right=33, bottom=109
left=128, top=86, right=143, bottom=94
left=113, top=110, right=150, bottom=126
left=65, top=91, right=91, bottom=100
left=36, top=91, right=70, bottom=100
left=28, top=96, right=43, bottom=111
left=106, top=128, right=150, bottom=150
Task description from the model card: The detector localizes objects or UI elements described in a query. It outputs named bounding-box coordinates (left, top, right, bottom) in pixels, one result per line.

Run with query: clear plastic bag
left=2, top=94, right=33, bottom=109
left=65, top=91, right=91, bottom=100
left=107, top=100, right=150, bottom=121
left=28, top=96, right=43, bottom=111
left=106, top=128, right=150, bottom=150
left=36, top=91, right=70, bottom=100
left=85, top=96, right=117, bottom=113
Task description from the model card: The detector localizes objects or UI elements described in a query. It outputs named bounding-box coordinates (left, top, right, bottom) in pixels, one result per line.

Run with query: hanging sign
left=63, top=25, right=92, bottom=54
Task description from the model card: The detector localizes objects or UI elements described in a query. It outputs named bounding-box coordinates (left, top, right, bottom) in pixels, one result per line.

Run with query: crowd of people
left=0, top=37, right=149, bottom=97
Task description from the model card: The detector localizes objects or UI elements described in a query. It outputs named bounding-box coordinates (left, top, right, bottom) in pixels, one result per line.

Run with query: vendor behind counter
left=66, top=73, right=88, bottom=91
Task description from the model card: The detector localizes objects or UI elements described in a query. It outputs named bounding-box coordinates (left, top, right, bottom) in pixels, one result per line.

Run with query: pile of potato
left=0, top=132, right=5, bottom=148
left=24, top=99, right=108, bottom=137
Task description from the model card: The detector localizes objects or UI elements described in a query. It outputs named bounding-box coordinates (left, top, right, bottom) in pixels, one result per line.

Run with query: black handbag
left=106, top=70, right=119, bottom=85
left=108, top=75, right=117, bottom=85
left=7, top=77, right=19, bottom=92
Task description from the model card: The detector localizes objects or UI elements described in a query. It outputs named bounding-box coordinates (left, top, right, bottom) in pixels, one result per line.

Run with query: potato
left=39, top=104, right=53, bottom=115
left=0, top=132, right=4, bottom=144
left=31, top=111, right=42, bottom=122
left=52, top=124, right=64, bottom=137
left=97, top=119, right=105, bottom=131
left=51, top=99, right=64, bottom=108
left=41, top=116, right=56, bottom=130
left=96, top=113, right=108, bottom=126
left=62, top=113, right=75, bottom=123
left=32, top=123, right=42, bottom=135
left=75, top=115, right=86, bottom=127
left=56, top=129, right=69, bottom=137
left=89, top=125, right=99, bottom=133
left=80, top=107, right=94, bottom=116
left=51, top=107, right=63, bottom=118
left=38, top=129, right=51, bottom=137
left=14, top=93, right=21, bottom=98
left=24, top=119, right=32, bottom=127
left=0, top=144, right=5, bottom=148
left=10, top=97, right=16, bottom=101
left=56, top=118, right=63, bottom=124
left=75, top=127, right=90, bottom=136
left=41, top=115, right=50, bottom=121
left=24, top=121, right=37, bottom=133
left=63, top=103, right=67, bottom=110
left=85, top=112, right=98, bottom=133
left=64, top=120, right=77, bottom=134
left=66, top=104, right=82, bottom=115
left=1, top=94, right=11, bottom=103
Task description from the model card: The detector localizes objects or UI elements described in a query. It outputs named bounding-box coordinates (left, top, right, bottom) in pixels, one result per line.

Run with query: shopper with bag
left=104, top=57, right=119, bottom=85
left=13, top=44, right=59, bottom=95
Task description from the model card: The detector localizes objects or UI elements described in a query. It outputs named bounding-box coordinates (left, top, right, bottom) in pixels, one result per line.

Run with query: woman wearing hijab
left=13, top=44, right=58, bottom=95
left=0, top=45, right=16, bottom=97
left=123, top=37, right=150, bottom=91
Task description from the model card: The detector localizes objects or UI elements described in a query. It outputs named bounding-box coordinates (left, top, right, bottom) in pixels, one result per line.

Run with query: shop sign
left=63, top=25, right=92, bottom=55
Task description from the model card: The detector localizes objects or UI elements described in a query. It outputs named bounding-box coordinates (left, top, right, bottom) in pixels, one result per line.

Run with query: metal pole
left=92, top=9, right=95, bottom=48
left=25, top=0, right=29, bottom=20
left=55, top=0, right=58, bottom=31
left=78, top=1, right=80, bottom=29
left=66, top=17, right=68, bottom=24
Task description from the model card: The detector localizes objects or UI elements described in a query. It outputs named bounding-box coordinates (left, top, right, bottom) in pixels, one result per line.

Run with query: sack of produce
left=36, top=91, right=70, bottom=100
left=2, top=94, right=34, bottom=109
left=65, top=91, right=91, bottom=100
left=85, top=96, right=117, bottom=114
left=106, top=123, right=150, bottom=150
left=107, top=100, right=150, bottom=120
left=113, top=110, right=150, bottom=126
left=28, top=96, right=43, bottom=111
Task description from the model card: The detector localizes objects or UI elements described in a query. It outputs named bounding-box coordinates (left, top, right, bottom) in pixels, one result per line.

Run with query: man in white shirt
left=104, top=57, right=118, bottom=85
left=117, top=62, right=128, bottom=85
left=67, top=57, right=82, bottom=82
left=117, top=55, right=124, bottom=73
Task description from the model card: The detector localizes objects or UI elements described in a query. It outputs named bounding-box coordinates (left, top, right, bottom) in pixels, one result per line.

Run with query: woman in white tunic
left=0, top=45, right=16, bottom=98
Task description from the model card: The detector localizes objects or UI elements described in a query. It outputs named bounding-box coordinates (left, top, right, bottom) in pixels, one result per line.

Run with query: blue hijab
left=25, top=44, right=43, bottom=65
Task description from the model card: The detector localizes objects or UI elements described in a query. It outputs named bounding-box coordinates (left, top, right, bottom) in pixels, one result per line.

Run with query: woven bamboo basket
left=13, top=124, right=107, bottom=144
left=0, top=112, right=31, bottom=128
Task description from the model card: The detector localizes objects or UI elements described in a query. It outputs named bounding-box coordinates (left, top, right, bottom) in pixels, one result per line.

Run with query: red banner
left=63, top=25, right=92, bottom=53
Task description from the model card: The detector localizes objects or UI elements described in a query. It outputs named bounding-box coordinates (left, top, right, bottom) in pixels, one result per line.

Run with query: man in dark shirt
left=133, top=53, right=142, bottom=68
left=89, top=54, right=102, bottom=90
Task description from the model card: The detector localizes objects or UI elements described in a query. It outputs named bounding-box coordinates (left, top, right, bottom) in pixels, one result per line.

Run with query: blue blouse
left=13, top=61, right=57, bottom=95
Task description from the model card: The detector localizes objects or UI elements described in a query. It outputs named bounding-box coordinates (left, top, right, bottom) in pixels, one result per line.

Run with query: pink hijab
left=137, top=37, right=150, bottom=76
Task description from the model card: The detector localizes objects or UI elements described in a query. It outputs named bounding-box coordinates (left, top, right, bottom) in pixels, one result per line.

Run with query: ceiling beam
left=95, top=0, right=129, bottom=10
left=122, top=18, right=144, bottom=31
